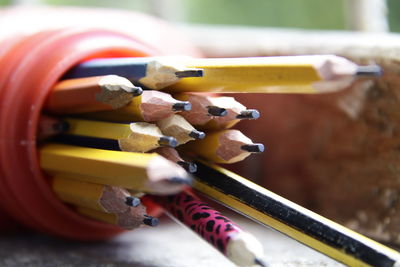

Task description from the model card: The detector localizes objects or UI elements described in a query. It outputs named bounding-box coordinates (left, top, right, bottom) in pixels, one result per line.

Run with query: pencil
left=152, top=191, right=267, bottom=267
left=45, top=75, right=143, bottom=114
left=52, top=175, right=140, bottom=213
left=62, top=118, right=178, bottom=152
left=192, top=160, right=400, bottom=267
left=40, top=144, right=192, bottom=195
left=156, top=114, right=205, bottom=145
left=202, top=96, right=260, bottom=130
left=83, top=90, right=191, bottom=122
left=77, top=206, right=158, bottom=229
left=154, top=147, right=197, bottom=173
left=166, top=55, right=381, bottom=93
left=63, top=57, right=204, bottom=90
left=182, top=129, right=264, bottom=164
left=177, top=94, right=260, bottom=129
left=174, top=93, right=228, bottom=126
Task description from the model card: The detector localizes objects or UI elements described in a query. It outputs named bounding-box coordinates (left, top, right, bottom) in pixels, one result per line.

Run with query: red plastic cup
left=0, top=7, right=200, bottom=240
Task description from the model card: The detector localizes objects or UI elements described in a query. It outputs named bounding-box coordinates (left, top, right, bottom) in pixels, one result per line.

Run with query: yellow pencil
left=52, top=175, right=140, bottom=213
left=166, top=55, right=381, bottom=93
left=76, top=206, right=158, bottom=229
left=156, top=114, right=205, bottom=145
left=182, top=129, right=264, bottom=164
left=40, top=144, right=191, bottom=195
left=63, top=118, right=177, bottom=152
left=83, top=90, right=191, bottom=122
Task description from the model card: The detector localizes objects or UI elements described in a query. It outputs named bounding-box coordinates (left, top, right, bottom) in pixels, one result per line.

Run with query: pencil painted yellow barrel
left=167, top=55, right=357, bottom=93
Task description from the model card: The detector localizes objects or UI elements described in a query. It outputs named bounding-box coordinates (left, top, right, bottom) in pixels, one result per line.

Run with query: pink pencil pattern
left=152, top=191, right=266, bottom=267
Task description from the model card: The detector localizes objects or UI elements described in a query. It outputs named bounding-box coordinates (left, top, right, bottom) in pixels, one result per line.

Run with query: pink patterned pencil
left=152, top=191, right=267, bottom=267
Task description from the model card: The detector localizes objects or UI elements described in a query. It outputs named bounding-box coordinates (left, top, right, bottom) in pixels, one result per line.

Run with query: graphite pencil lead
left=355, top=65, right=382, bottom=77
left=175, top=69, right=204, bottom=78
left=125, top=196, right=141, bottom=207
left=188, top=130, right=206, bottom=140
left=177, top=161, right=197, bottom=173
left=168, top=176, right=193, bottom=186
left=241, top=144, right=265, bottom=153
left=207, top=106, right=228, bottom=117
left=254, top=258, right=268, bottom=267
left=172, top=101, right=192, bottom=111
left=236, top=109, right=260, bottom=120
left=143, top=215, right=159, bottom=227
left=130, top=86, right=144, bottom=96
left=158, top=136, right=178, bottom=148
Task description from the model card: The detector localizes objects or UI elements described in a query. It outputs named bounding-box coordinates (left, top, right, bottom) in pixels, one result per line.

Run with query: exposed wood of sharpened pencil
left=192, top=160, right=400, bottom=267
left=37, top=115, right=69, bottom=141
left=76, top=206, right=157, bottom=229
left=63, top=118, right=177, bottom=152
left=166, top=55, right=381, bottom=93
left=174, top=93, right=228, bottom=126
left=199, top=96, right=260, bottom=130
left=45, top=75, right=142, bottom=114
left=63, top=57, right=204, bottom=90
left=156, top=114, right=205, bottom=145
left=40, top=144, right=192, bottom=195
left=52, top=175, right=140, bottom=213
left=83, top=90, right=191, bottom=122
left=154, top=147, right=197, bottom=173
left=151, top=191, right=267, bottom=267
left=182, top=129, right=264, bottom=164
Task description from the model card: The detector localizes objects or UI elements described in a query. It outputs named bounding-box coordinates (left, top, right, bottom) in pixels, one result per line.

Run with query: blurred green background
left=1, top=0, right=399, bottom=32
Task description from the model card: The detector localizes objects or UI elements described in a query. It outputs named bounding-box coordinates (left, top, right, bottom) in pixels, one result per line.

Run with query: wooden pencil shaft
left=201, top=96, right=257, bottom=130
left=154, top=147, right=197, bottom=173
left=40, top=144, right=191, bottom=194
left=193, top=161, right=400, bottom=267
left=156, top=114, right=205, bottom=145
left=52, top=175, right=135, bottom=213
left=65, top=118, right=132, bottom=140
left=183, top=129, right=261, bottom=164
left=84, top=90, right=189, bottom=122
left=76, top=206, right=149, bottom=229
left=45, top=75, right=141, bottom=114
left=63, top=57, right=204, bottom=90
left=166, top=55, right=372, bottom=93
left=64, top=118, right=176, bottom=152
left=64, top=58, right=151, bottom=80
left=174, top=93, right=226, bottom=127
left=175, top=93, right=257, bottom=130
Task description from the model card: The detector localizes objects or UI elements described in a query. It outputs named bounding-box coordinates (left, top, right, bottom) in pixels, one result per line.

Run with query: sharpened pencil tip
left=125, top=196, right=141, bottom=207
left=143, top=215, right=159, bottom=227
left=189, top=130, right=206, bottom=140
left=172, top=101, right=192, bottom=111
left=356, top=65, right=382, bottom=77
left=254, top=258, right=268, bottom=267
left=177, top=161, right=198, bottom=173
left=168, top=176, right=193, bottom=186
left=237, top=109, right=260, bottom=119
left=52, top=121, right=70, bottom=133
left=158, top=136, right=178, bottom=148
left=131, top=86, right=143, bottom=96
left=241, top=143, right=265, bottom=153
left=175, top=69, right=204, bottom=78
left=207, top=106, right=228, bottom=117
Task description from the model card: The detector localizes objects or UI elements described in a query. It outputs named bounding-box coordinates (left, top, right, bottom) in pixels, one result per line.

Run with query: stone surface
left=0, top=209, right=342, bottom=267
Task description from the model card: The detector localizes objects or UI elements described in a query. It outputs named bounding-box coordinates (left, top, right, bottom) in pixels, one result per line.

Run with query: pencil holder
left=0, top=8, right=199, bottom=240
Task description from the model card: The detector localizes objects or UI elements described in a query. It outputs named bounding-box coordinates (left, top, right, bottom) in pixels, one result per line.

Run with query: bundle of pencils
left=37, top=55, right=400, bottom=267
